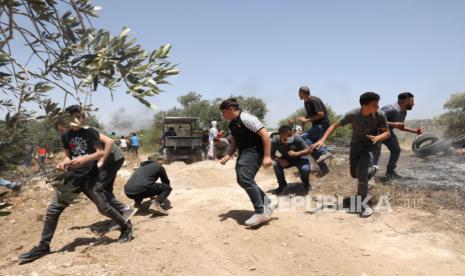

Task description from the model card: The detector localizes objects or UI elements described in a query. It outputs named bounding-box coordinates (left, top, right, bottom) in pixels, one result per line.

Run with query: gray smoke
left=104, top=107, right=153, bottom=135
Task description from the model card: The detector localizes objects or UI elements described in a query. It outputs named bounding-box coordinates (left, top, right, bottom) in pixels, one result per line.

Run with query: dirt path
left=1, top=156, right=464, bottom=275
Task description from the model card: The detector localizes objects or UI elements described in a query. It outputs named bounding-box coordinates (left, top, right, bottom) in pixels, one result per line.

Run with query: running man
left=219, top=98, right=277, bottom=227
left=19, top=114, right=133, bottom=263
left=372, top=92, right=423, bottom=180
left=298, top=86, right=333, bottom=176
left=311, top=92, right=391, bottom=218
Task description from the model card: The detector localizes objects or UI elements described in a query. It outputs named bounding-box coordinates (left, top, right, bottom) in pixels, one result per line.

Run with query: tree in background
left=278, top=107, right=351, bottom=145
left=0, top=0, right=178, bottom=168
left=438, top=92, right=465, bottom=142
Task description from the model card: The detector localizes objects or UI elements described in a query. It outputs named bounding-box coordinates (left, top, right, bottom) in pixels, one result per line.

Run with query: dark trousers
left=126, top=183, right=172, bottom=204
left=39, top=172, right=129, bottom=247
left=372, top=134, right=401, bottom=175
left=301, top=124, right=330, bottom=170
left=236, top=148, right=269, bottom=214
left=273, top=157, right=311, bottom=189
left=97, top=158, right=126, bottom=213
left=349, top=144, right=376, bottom=203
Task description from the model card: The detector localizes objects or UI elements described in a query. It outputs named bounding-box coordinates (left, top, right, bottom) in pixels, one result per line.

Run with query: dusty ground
left=1, top=150, right=465, bottom=276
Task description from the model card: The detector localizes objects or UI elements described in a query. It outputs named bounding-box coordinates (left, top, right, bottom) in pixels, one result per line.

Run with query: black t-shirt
left=228, top=112, right=264, bottom=154
left=304, top=96, right=330, bottom=129
left=124, top=161, right=170, bottom=195
left=62, top=127, right=101, bottom=178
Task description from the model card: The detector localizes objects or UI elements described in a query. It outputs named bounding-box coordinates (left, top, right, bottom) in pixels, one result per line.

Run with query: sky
left=8, top=0, right=465, bottom=131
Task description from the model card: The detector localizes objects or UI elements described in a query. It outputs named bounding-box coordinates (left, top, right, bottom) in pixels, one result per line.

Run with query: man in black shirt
left=124, top=157, right=171, bottom=216
left=19, top=114, right=133, bottom=263
left=219, top=98, right=277, bottom=228
left=298, top=86, right=333, bottom=176
left=64, top=106, right=137, bottom=222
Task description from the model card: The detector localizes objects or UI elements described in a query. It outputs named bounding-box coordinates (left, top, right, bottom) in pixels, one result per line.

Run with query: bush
left=437, top=92, right=465, bottom=145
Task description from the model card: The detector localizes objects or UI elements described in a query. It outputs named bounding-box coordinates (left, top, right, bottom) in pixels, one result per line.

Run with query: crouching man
left=124, top=156, right=172, bottom=216
left=271, top=125, right=311, bottom=195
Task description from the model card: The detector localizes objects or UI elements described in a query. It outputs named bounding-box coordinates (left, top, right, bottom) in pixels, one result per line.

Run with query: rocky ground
left=0, top=147, right=464, bottom=276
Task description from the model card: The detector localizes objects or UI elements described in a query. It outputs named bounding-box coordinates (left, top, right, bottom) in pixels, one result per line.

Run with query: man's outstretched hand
left=310, top=140, right=325, bottom=151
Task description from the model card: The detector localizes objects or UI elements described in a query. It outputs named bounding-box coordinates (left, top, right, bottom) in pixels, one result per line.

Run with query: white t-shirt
left=120, top=139, right=127, bottom=148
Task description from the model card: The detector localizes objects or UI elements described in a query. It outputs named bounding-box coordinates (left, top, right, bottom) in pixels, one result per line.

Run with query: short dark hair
left=54, top=118, right=66, bottom=130
left=299, top=86, right=310, bottom=95
left=359, top=92, right=380, bottom=105
left=398, top=92, right=414, bottom=101
left=278, top=125, right=293, bottom=133
left=168, top=127, right=174, bottom=131
left=64, top=105, right=81, bottom=115
left=219, top=98, right=240, bottom=110
left=53, top=115, right=72, bottom=130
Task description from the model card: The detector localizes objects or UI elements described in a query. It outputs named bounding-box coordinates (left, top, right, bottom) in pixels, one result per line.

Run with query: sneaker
left=109, top=207, right=138, bottom=232
left=151, top=200, right=169, bottom=216
left=360, top=206, right=374, bottom=218
left=271, top=186, right=285, bottom=195
left=117, top=223, right=134, bottom=243
left=122, top=206, right=138, bottom=221
left=386, top=171, right=402, bottom=180
left=265, top=200, right=279, bottom=217
left=316, top=152, right=333, bottom=164
left=244, top=213, right=270, bottom=227
left=134, top=201, right=142, bottom=209
left=317, top=166, right=330, bottom=177
left=368, top=166, right=378, bottom=180
left=303, top=183, right=312, bottom=191
left=18, top=244, right=50, bottom=262
left=12, top=184, right=21, bottom=194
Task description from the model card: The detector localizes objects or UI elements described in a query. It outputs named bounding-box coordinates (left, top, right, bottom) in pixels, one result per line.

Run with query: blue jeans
left=273, top=157, right=311, bottom=189
left=301, top=124, right=330, bottom=168
left=372, top=134, right=401, bottom=175
left=236, top=148, right=269, bottom=214
left=0, top=179, right=19, bottom=190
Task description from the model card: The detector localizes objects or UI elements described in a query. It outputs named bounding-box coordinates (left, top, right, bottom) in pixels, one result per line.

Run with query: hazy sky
left=33, top=1, right=465, bottom=130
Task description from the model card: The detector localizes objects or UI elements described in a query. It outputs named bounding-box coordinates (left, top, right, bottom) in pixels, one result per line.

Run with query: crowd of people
left=16, top=86, right=422, bottom=263
left=217, top=87, right=421, bottom=225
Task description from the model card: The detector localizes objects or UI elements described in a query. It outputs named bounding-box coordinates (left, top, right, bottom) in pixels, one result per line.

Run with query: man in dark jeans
left=372, top=92, right=423, bottom=180
left=297, top=86, right=333, bottom=176
left=124, top=157, right=171, bottom=216
left=271, top=125, right=311, bottom=194
left=312, top=92, right=391, bottom=218
left=219, top=98, right=277, bottom=228
left=64, top=105, right=137, bottom=223
left=19, top=115, right=134, bottom=263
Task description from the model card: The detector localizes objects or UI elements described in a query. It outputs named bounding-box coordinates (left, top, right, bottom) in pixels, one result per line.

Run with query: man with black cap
left=372, top=92, right=423, bottom=180
left=124, top=155, right=171, bottom=216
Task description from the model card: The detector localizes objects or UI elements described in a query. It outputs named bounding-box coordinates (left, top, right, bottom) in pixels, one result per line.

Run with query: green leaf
left=34, top=82, right=54, bottom=93
left=119, top=27, right=131, bottom=38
